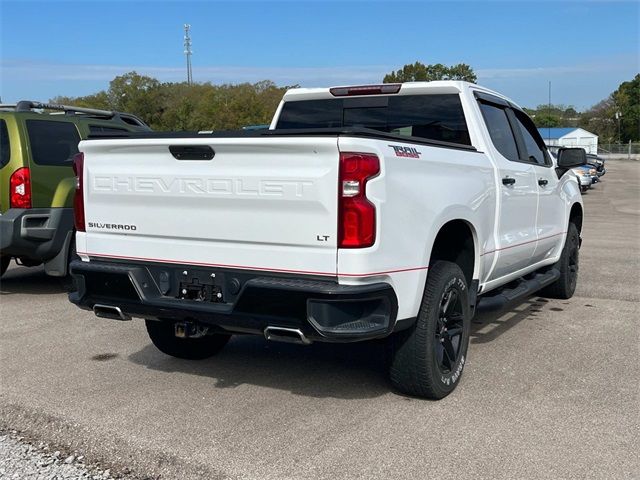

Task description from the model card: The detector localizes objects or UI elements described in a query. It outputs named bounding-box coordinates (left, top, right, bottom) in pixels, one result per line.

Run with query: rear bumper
left=69, top=259, right=404, bottom=343
left=0, top=208, right=74, bottom=261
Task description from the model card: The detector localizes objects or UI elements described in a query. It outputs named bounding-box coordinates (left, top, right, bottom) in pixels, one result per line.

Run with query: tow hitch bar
left=174, top=321, right=209, bottom=339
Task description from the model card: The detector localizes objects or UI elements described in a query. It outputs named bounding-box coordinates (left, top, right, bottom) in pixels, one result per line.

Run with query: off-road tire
left=539, top=222, right=580, bottom=299
left=145, top=320, right=231, bottom=360
left=0, top=256, right=10, bottom=277
left=388, top=261, right=471, bottom=399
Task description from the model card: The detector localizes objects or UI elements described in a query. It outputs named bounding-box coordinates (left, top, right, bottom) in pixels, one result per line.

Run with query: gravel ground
left=0, top=431, right=120, bottom=480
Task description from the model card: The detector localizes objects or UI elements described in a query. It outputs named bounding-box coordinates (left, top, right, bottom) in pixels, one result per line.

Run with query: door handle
left=538, top=178, right=548, bottom=186
left=502, top=176, right=516, bottom=186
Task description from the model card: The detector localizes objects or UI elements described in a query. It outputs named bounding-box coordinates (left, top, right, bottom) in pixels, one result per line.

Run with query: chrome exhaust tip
left=264, top=326, right=311, bottom=345
left=93, top=304, right=131, bottom=321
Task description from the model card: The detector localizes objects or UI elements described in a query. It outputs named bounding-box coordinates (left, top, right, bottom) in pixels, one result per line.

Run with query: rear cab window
left=276, top=94, right=471, bottom=146
left=26, top=120, right=80, bottom=166
left=0, top=119, right=10, bottom=168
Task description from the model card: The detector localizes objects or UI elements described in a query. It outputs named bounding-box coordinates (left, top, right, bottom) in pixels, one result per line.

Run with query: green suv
left=0, top=101, right=150, bottom=277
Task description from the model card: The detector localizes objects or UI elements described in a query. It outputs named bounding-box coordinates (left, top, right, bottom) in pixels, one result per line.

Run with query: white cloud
left=1, top=59, right=389, bottom=86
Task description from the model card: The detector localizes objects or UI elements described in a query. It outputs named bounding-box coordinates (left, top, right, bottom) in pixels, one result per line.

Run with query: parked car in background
left=572, top=165, right=596, bottom=192
left=0, top=101, right=151, bottom=278
left=586, top=153, right=606, bottom=177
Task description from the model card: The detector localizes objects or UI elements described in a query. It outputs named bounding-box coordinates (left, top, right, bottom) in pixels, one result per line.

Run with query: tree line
left=53, top=72, right=290, bottom=132
left=52, top=64, right=639, bottom=143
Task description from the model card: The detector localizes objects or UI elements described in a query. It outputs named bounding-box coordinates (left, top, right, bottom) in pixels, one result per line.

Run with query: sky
left=1, top=0, right=638, bottom=110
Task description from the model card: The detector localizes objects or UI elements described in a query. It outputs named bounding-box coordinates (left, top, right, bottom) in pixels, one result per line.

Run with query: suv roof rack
left=0, top=100, right=150, bottom=129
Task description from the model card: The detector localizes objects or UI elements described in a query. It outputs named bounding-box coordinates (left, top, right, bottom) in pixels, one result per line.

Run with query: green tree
left=534, top=113, right=561, bottom=128
left=523, top=104, right=581, bottom=129
left=612, top=74, right=640, bottom=142
left=579, top=97, right=617, bottom=143
left=106, top=71, right=163, bottom=126
left=49, top=74, right=289, bottom=132
left=577, top=74, right=640, bottom=143
left=51, top=91, right=111, bottom=110
left=383, top=61, right=476, bottom=83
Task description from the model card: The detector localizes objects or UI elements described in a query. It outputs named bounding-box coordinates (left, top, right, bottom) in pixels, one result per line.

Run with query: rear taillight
left=72, top=152, right=85, bottom=232
left=9, top=167, right=32, bottom=209
left=338, top=152, right=380, bottom=248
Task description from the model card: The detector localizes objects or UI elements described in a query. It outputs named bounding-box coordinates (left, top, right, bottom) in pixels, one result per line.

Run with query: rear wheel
left=0, top=256, right=10, bottom=277
left=388, top=261, right=471, bottom=399
left=145, top=320, right=231, bottom=360
left=539, top=222, right=580, bottom=299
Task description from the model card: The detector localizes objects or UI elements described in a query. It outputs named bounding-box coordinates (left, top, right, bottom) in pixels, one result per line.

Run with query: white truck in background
left=68, top=81, right=587, bottom=399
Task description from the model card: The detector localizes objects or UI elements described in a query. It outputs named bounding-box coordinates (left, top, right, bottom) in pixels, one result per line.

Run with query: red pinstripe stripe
left=76, top=251, right=428, bottom=277
left=480, top=231, right=567, bottom=257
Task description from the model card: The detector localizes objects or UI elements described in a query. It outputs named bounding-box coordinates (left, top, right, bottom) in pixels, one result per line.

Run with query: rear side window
left=89, top=125, right=129, bottom=135
left=0, top=120, right=10, bottom=168
left=513, top=111, right=549, bottom=166
left=276, top=94, right=471, bottom=146
left=26, top=120, right=80, bottom=166
left=479, top=103, right=519, bottom=161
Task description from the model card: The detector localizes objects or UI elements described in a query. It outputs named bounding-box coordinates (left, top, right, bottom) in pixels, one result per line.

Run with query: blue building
left=537, top=127, right=598, bottom=154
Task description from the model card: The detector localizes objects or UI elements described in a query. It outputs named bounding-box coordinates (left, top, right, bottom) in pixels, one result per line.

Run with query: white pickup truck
left=69, top=81, right=587, bottom=399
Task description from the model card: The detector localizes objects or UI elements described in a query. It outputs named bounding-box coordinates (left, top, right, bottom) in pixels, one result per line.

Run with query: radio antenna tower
left=184, top=24, right=193, bottom=85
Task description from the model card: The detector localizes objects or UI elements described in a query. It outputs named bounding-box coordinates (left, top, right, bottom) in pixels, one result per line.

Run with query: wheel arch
left=428, top=219, right=478, bottom=287
left=569, top=202, right=583, bottom=233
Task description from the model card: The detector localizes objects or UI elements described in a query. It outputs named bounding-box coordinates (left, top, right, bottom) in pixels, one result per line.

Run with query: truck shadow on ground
left=127, top=297, right=546, bottom=400
left=470, top=296, right=554, bottom=344
left=128, top=336, right=391, bottom=400
left=0, top=264, right=67, bottom=296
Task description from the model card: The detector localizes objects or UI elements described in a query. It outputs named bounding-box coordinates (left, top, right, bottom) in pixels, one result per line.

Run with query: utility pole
left=615, top=110, right=622, bottom=144
left=184, top=24, right=193, bottom=85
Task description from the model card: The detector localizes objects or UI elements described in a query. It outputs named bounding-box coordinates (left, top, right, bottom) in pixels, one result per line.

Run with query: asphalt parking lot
left=1, top=159, right=638, bottom=480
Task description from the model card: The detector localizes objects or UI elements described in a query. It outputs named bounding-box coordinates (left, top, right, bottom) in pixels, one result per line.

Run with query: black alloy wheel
left=435, top=287, right=465, bottom=374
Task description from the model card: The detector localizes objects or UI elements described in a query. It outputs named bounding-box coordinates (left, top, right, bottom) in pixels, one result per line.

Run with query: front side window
left=479, top=103, right=519, bottom=161
left=513, top=111, right=548, bottom=166
left=26, top=120, right=80, bottom=166
left=0, top=120, right=10, bottom=168
left=276, top=94, right=471, bottom=146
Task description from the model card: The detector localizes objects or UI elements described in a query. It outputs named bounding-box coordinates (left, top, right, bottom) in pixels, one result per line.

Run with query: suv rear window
left=89, top=125, right=129, bottom=135
left=0, top=120, right=10, bottom=168
left=276, top=94, right=471, bottom=146
left=26, top=120, right=80, bottom=166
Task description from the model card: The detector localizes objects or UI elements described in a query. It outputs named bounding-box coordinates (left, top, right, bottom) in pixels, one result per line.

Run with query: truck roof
left=282, top=80, right=521, bottom=110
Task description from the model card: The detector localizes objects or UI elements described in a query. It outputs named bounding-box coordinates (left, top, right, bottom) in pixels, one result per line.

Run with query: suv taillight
left=72, top=152, right=85, bottom=232
left=338, top=152, right=380, bottom=248
left=9, top=167, right=32, bottom=209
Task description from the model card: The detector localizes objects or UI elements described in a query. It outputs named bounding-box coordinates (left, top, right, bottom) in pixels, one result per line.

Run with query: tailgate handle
left=169, top=145, right=215, bottom=160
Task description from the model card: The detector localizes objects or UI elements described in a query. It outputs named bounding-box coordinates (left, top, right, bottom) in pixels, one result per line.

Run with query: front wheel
left=145, top=320, right=231, bottom=360
left=388, top=261, right=471, bottom=399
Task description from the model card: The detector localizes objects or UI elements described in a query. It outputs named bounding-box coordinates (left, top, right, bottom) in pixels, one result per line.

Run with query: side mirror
left=557, top=147, right=587, bottom=168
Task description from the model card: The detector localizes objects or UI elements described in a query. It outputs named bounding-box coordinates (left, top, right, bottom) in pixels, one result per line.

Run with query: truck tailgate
left=79, top=137, right=340, bottom=276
